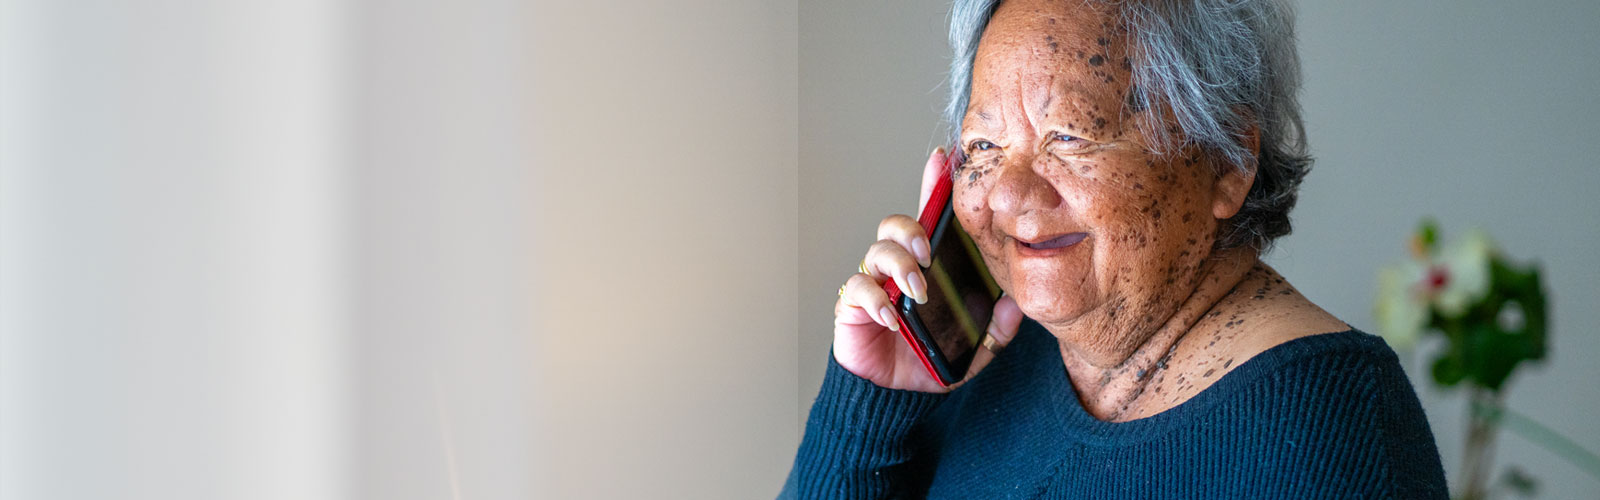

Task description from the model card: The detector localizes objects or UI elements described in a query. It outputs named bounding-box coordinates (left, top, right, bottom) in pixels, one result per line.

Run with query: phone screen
left=898, top=202, right=1001, bottom=380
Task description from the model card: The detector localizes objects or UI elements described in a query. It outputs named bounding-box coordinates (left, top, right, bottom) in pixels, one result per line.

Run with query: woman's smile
left=1014, top=231, right=1088, bottom=256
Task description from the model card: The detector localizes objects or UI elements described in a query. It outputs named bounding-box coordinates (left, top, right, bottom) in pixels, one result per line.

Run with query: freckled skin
left=953, top=0, right=1346, bottom=422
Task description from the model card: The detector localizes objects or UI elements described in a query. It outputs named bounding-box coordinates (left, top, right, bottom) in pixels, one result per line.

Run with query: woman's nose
left=986, top=153, right=1063, bottom=218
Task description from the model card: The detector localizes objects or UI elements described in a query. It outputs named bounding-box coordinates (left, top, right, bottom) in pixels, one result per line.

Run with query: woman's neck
left=1053, top=248, right=1259, bottom=422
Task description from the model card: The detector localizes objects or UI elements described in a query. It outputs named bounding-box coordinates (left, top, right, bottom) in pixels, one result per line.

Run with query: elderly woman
left=783, top=0, right=1447, bottom=498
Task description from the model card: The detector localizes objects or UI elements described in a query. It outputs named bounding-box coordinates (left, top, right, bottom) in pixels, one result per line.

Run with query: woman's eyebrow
left=974, top=109, right=999, bottom=129
left=961, top=109, right=1002, bottom=140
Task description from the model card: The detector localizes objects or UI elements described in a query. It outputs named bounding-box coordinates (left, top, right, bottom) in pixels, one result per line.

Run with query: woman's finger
left=863, top=239, right=927, bottom=305
left=959, top=295, right=1024, bottom=382
left=877, top=214, right=930, bottom=268
left=839, top=272, right=898, bottom=331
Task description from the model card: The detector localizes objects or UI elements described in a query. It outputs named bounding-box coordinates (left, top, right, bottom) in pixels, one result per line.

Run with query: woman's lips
left=1021, top=232, right=1087, bottom=250
left=1016, top=232, right=1088, bottom=255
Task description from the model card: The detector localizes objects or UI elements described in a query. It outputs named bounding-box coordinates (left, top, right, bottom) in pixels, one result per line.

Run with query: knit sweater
left=781, top=319, right=1448, bottom=499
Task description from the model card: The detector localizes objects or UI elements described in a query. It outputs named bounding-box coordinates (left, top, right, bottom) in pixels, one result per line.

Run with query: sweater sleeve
left=778, top=354, right=947, bottom=500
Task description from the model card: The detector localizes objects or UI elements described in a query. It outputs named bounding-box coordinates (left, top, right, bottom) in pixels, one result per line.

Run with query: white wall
left=0, top=1, right=351, bottom=499
left=347, top=0, right=539, bottom=498
left=796, top=1, right=1600, bottom=498
left=2, top=1, right=799, bottom=499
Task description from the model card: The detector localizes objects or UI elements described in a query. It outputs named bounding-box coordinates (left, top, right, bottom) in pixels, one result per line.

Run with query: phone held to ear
left=881, top=149, right=1003, bottom=386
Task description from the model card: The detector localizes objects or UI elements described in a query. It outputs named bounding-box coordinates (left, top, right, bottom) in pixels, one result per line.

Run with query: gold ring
left=858, top=259, right=870, bottom=275
left=838, top=283, right=848, bottom=297
left=981, top=335, right=1002, bottom=355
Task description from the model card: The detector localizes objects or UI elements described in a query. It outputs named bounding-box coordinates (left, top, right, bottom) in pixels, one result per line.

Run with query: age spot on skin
left=1088, top=54, right=1105, bottom=66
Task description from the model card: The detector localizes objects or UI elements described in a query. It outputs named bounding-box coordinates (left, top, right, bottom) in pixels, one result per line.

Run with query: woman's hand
left=832, top=148, right=1025, bottom=393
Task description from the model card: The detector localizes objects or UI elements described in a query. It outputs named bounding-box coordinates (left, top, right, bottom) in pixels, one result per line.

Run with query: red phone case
left=881, top=151, right=960, bottom=385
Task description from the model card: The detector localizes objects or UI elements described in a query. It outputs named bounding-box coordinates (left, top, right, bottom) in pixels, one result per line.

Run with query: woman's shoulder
left=1204, top=326, right=1447, bottom=495
left=1208, top=299, right=1412, bottom=413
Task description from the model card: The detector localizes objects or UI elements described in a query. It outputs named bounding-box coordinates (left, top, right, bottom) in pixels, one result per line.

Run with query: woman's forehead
left=966, top=1, right=1131, bottom=135
left=984, top=0, right=1119, bottom=48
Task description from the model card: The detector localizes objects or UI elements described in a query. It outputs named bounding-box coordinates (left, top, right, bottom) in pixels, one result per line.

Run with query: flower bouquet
left=1375, top=220, right=1600, bottom=499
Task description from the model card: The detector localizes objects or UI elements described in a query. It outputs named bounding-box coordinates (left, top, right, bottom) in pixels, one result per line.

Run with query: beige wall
left=525, top=1, right=799, bottom=498
left=3, top=0, right=797, bottom=499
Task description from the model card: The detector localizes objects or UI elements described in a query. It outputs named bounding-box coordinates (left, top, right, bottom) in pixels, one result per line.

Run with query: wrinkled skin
left=956, top=0, right=1227, bottom=363
left=952, top=0, right=1346, bottom=420
left=830, top=0, right=1345, bottom=420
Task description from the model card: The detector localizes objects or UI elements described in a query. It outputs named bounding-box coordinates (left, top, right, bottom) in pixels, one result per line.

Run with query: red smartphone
left=882, top=150, right=1003, bottom=386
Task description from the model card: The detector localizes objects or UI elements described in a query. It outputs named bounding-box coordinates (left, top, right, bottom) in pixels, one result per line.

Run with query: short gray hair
left=945, top=0, right=1311, bottom=252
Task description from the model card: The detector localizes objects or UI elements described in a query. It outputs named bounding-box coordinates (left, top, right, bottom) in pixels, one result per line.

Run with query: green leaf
left=1417, top=218, right=1439, bottom=251
left=1432, top=355, right=1466, bottom=387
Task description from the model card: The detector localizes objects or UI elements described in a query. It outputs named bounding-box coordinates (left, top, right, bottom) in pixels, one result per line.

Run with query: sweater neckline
left=1005, top=318, right=1371, bottom=446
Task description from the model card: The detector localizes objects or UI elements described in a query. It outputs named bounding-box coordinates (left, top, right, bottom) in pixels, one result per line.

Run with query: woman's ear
left=1211, top=124, right=1259, bottom=220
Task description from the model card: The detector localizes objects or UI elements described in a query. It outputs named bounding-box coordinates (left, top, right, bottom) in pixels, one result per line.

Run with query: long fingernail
left=907, top=272, right=928, bottom=304
left=912, top=238, right=931, bottom=267
left=879, top=307, right=899, bottom=331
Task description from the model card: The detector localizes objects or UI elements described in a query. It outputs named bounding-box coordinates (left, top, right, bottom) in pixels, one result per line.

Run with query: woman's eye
left=971, top=140, right=997, bottom=152
left=1048, top=132, right=1095, bottom=154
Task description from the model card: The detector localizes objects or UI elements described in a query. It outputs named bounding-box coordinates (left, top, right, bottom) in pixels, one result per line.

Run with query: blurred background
left=1, top=1, right=1594, bottom=499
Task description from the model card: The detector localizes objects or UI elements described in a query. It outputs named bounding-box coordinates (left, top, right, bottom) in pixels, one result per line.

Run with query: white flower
left=1373, top=227, right=1497, bottom=348
left=1375, top=260, right=1429, bottom=349
left=1432, top=228, right=1493, bottom=316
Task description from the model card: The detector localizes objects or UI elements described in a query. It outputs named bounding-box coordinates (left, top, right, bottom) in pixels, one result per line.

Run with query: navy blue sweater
left=782, top=320, right=1448, bottom=499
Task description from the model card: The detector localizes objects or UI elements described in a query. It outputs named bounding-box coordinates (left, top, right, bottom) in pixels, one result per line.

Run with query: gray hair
left=945, top=0, right=1311, bottom=252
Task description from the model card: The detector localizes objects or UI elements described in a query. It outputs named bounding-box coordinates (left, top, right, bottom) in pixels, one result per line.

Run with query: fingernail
left=912, top=238, right=931, bottom=267
left=933, top=146, right=946, bottom=158
left=907, top=272, right=928, bottom=304
left=879, top=307, right=899, bottom=331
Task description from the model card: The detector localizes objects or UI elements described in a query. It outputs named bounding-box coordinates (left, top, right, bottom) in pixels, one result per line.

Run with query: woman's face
left=955, top=0, right=1244, bottom=349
